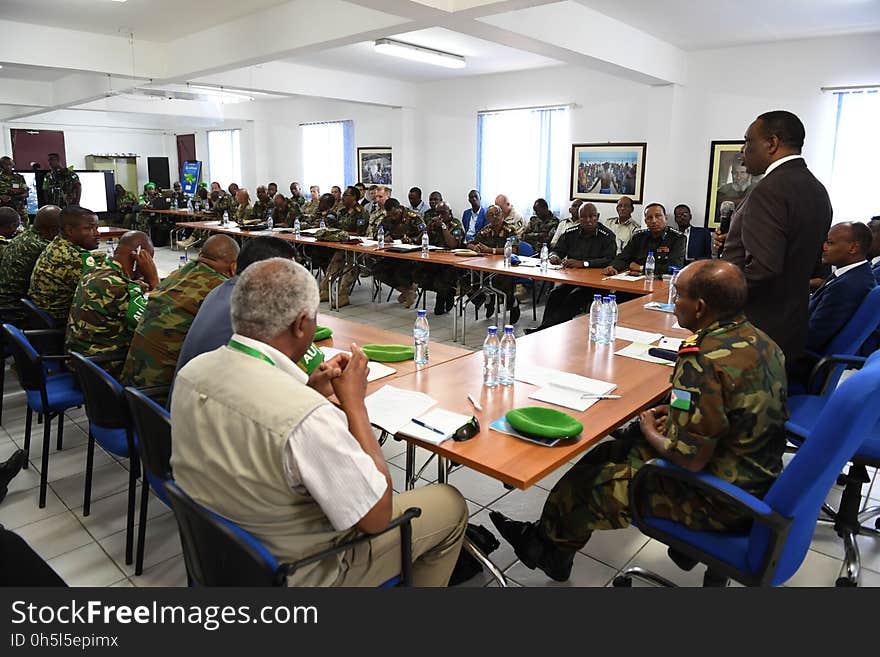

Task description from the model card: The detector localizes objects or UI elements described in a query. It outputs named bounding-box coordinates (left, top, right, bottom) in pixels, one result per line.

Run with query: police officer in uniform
left=491, top=260, right=788, bottom=582
left=603, top=202, right=685, bottom=277
left=0, top=157, right=29, bottom=226
left=527, top=203, right=617, bottom=332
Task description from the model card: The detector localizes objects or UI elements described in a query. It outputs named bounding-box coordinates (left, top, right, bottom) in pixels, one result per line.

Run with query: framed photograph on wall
left=357, top=147, right=392, bottom=186
left=704, top=140, right=763, bottom=230
left=570, top=142, right=646, bottom=204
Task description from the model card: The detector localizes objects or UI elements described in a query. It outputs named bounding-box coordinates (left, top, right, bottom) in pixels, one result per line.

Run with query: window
left=207, top=129, right=241, bottom=189
left=301, top=120, right=354, bottom=193
left=477, top=106, right=569, bottom=218
left=830, top=89, right=880, bottom=221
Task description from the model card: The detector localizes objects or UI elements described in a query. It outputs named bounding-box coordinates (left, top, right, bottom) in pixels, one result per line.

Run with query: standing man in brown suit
left=722, top=110, right=832, bottom=365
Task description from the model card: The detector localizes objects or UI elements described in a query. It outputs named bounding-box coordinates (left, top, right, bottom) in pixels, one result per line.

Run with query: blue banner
left=180, top=161, right=202, bottom=195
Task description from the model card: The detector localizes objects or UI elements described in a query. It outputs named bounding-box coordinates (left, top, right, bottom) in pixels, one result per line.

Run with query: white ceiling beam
left=0, top=79, right=53, bottom=109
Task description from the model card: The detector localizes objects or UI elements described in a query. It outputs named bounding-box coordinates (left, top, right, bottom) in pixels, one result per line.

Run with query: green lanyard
left=227, top=339, right=276, bottom=367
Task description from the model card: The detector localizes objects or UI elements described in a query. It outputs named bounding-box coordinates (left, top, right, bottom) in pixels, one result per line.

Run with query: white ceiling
left=291, top=26, right=562, bottom=81
left=574, top=0, right=880, bottom=50
left=0, top=64, right=69, bottom=82
left=0, top=0, right=291, bottom=42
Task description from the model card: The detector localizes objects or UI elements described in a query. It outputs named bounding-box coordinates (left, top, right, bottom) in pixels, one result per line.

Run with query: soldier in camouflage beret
left=28, top=205, right=102, bottom=325
left=490, top=260, right=788, bottom=582
left=122, top=235, right=239, bottom=390
left=65, top=231, right=160, bottom=378
left=0, top=156, right=30, bottom=226
left=0, top=205, right=61, bottom=327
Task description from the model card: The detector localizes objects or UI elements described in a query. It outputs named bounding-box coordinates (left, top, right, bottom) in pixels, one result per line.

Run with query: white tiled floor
left=1, top=244, right=878, bottom=588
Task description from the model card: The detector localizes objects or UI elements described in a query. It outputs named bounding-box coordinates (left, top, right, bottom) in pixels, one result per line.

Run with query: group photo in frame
left=357, top=147, right=392, bottom=185
left=704, top=140, right=763, bottom=230
left=570, top=142, right=646, bottom=204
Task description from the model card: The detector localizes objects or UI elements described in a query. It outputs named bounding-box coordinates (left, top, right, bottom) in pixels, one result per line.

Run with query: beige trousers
left=335, top=483, right=468, bottom=587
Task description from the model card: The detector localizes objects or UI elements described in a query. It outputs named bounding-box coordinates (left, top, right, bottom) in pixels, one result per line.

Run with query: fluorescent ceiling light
left=374, top=39, right=466, bottom=69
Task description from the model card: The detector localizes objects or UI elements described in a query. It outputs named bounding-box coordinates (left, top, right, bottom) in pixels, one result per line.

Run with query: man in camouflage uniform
left=0, top=156, right=30, bottom=226
left=42, top=153, right=81, bottom=208
left=271, top=194, right=298, bottom=228
left=467, top=204, right=521, bottom=323
left=421, top=191, right=444, bottom=225
left=300, top=185, right=320, bottom=217
left=522, top=198, right=560, bottom=252
left=28, top=205, right=101, bottom=325
left=372, top=198, right=425, bottom=308
left=114, top=184, right=138, bottom=229
left=320, top=186, right=369, bottom=306
left=367, top=185, right=390, bottom=237
left=65, top=231, right=160, bottom=378
left=134, top=183, right=160, bottom=233
left=288, top=182, right=306, bottom=209
left=491, top=260, right=788, bottom=582
left=234, top=188, right=253, bottom=225
left=412, top=202, right=464, bottom=315
left=121, top=235, right=239, bottom=390
left=249, top=185, right=272, bottom=224
left=603, top=202, right=685, bottom=277
left=0, top=208, right=22, bottom=259
left=0, top=205, right=61, bottom=326
left=330, top=186, right=344, bottom=213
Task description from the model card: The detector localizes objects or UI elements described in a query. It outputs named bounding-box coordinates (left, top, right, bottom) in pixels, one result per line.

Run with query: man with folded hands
left=491, top=260, right=788, bottom=582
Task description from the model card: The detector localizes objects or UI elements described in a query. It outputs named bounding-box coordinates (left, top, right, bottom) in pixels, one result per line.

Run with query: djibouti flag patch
left=670, top=389, right=694, bottom=412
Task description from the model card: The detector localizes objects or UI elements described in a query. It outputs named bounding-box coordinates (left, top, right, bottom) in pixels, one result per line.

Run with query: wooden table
left=97, top=226, right=129, bottom=240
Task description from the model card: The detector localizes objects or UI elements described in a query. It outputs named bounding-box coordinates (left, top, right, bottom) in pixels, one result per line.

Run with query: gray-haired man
left=171, top=258, right=467, bottom=586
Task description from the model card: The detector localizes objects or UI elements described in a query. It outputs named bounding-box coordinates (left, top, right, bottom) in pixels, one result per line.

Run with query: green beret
left=313, top=326, right=333, bottom=342
left=361, top=344, right=414, bottom=362
left=144, top=182, right=156, bottom=190
left=505, top=407, right=583, bottom=439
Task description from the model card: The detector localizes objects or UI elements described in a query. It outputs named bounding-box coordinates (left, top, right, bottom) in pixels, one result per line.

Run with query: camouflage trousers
left=321, top=253, right=358, bottom=300
left=412, top=263, right=461, bottom=296
left=540, top=423, right=751, bottom=551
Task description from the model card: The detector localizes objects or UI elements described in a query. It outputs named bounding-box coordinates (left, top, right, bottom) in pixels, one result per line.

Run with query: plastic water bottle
left=482, top=326, right=500, bottom=387
left=222, top=210, right=229, bottom=226
left=413, top=310, right=429, bottom=365
left=421, top=231, right=430, bottom=258
left=106, top=238, right=114, bottom=258
left=171, top=195, right=178, bottom=210
left=267, top=208, right=274, bottom=230
left=667, top=267, right=680, bottom=305
left=503, top=238, right=513, bottom=267
left=377, top=225, right=385, bottom=249
left=293, top=217, right=301, bottom=237
left=588, top=294, right=603, bottom=343
left=539, top=242, right=549, bottom=271
left=596, top=297, right=612, bottom=345
left=645, top=251, right=656, bottom=283
left=319, top=215, right=326, bottom=230
left=607, top=294, right=618, bottom=343
left=499, top=325, right=516, bottom=385
left=178, top=255, right=186, bottom=270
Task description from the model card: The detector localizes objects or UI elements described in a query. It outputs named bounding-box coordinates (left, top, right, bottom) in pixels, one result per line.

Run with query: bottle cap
left=603, top=296, right=611, bottom=302
left=504, top=324, right=514, bottom=331
left=609, top=294, right=616, bottom=300
left=488, top=326, right=498, bottom=334
left=417, top=309, right=426, bottom=316
left=594, top=293, right=602, bottom=300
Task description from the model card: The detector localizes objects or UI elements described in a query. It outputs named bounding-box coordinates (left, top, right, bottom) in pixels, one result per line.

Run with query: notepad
left=513, top=256, right=563, bottom=270
left=644, top=301, right=675, bottom=313
left=364, top=385, right=436, bottom=434
left=489, top=417, right=561, bottom=447
left=320, top=347, right=397, bottom=383
left=398, top=408, right=472, bottom=445
left=516, top=365, right=617, bottom=412
left=614, top=326, right=663, bottom=344
left=615, top=342, right=675, bottom=366
left=609, top=273, right=645, bottom=281
left=657, top=337, right=683, bottom=351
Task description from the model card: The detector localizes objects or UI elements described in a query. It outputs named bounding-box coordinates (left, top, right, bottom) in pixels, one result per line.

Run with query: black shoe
left=0, top=449, right=27, bottom=504
left=485, top=297, right=496, bottom=319
left=434, top=293, right=448, bottom=316
left=524, top=326, right=542, bottom=335
left=489, top=511, right=575, bottom=582
left=509, top=302, right=521, bottom=325
left=445, top=294, right=456, bottom=313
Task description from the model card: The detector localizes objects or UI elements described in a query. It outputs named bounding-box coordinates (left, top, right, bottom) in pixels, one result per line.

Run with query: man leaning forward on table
left=491, top=260, right=788, bottom=582
left=172, top=258, right=468, bottom=586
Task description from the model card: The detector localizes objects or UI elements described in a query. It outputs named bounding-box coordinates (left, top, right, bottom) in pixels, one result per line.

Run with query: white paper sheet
left=657, top=337, right=683, bottom=351
left=643, top=301, right=675, bottom=314
left=614, top=326, right=663, bottom=344
left=517, top=365, right=616, bottom=411
left=320, top=347, right=397, bottom=383
left=615, top=342, right=675, bottom=366
left=364, top=385, right=437, bottom=434
left=398, top=408, right=472, bottom=445
left=609, top=273, right=645, bottom=281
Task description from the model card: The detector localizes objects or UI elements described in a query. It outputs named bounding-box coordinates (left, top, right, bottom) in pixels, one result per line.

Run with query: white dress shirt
left=230, top=335, right=387, bottom=531
left=763, top=154, right=804, bottom=177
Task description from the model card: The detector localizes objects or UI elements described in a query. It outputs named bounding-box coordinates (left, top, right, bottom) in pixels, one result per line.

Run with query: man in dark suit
left=722, top=110, right=833, bottom=365
left=673, top=204, right=712, bottom=263
left=868, top=217, right=880, bottom=284
left=806, top=222, right=875, bottom=354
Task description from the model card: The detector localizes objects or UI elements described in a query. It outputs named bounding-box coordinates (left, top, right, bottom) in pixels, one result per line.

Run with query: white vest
left=171, top=346, right=356, bottom=586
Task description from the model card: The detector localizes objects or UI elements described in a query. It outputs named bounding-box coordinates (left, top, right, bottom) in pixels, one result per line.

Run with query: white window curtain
left=301, top=120, right=354, bottom=193
left=830, top=89, right=880, bottom=222
left=207, top=129, right=242, bottom=190
left=477, top=106, right=569, bottom=218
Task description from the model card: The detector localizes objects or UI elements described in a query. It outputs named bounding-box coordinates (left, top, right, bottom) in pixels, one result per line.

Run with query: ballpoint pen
left=410, top=418, right=446, bottom=436
left=132, top=244, right=141, bottom=272
left=467, top=394, right=482, bottom=412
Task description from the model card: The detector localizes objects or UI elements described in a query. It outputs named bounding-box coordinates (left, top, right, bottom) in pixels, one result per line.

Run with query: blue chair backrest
left=517, top=241, right=535, bottom=257
left=69, top=352, right=129, bottom=430
left=124, top=387, right=172, bottom=482
left=823, top=285, right=880, bottom=356
left=2, top=324, right=43, bottom=392
left=164, top=481, right=283, bottom=586
left=749, top=350, right=880, bottom=584
left=19, top=298, right=57, bottom=330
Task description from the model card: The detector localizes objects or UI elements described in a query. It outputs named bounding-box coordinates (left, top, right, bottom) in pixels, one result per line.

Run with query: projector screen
left=77, top=171, right=110, bottom=213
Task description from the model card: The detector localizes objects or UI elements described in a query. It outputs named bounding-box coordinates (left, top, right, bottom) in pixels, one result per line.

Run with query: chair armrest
left=277, top=507, right=422, bottom=582
left=807, top=354, right=868, bottom=393
left=85, top=352, right=128, bottom=365
left=22, top=329, right=65, bottom=338
left=136, top=384, right=171, bottom=398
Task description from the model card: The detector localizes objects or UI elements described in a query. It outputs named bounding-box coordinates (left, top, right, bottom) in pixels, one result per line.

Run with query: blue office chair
left=792, top=286, right=880, bottom=394
left=786, top=351, right=880, bottom=586
left=123, top=386, right=172, bottom=576
left=68, top=352, right=139, bottom=566
left=164, top=481, right=421, bottom=587
left=614, top=349, right=880, bottom=587
left=2, top=325, right=83, bottom=508
left=20, top=298, right=58, bottom=330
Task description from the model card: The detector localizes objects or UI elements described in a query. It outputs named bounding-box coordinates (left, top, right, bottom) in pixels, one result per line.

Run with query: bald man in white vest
left=171, top=258, right=468, bottom=586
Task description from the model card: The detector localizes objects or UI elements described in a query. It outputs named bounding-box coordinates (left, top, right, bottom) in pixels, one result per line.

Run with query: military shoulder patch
left=678, top=334, right=701, bottom=356
left=670, top=388, right=698, bottom=412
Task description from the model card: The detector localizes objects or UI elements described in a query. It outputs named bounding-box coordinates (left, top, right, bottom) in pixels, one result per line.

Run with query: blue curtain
left=343, top=120, right=355, bottom=187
